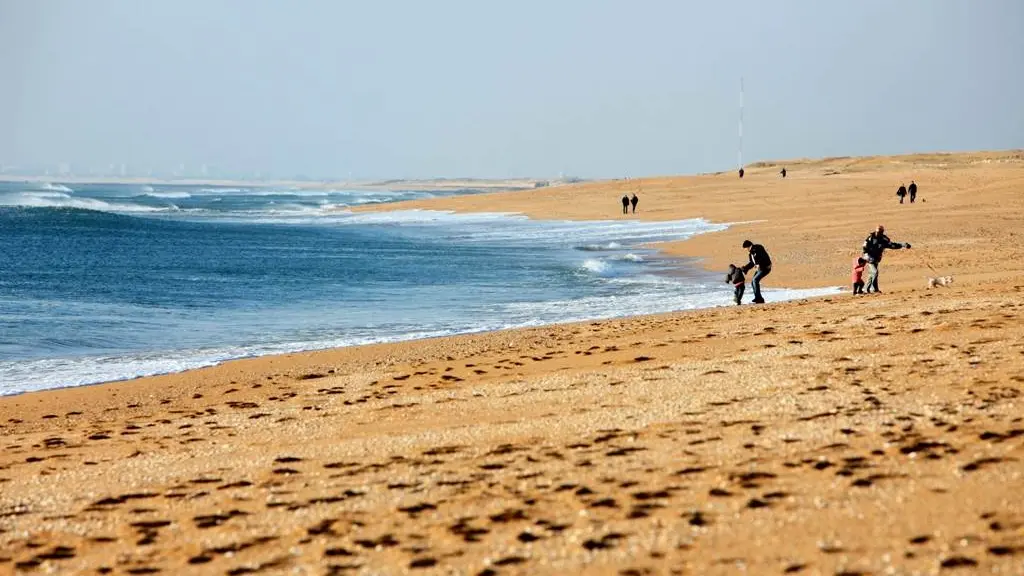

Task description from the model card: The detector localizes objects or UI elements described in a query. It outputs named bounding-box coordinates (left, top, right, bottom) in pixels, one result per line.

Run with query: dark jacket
left=908, top=182, right=917, bottom=196
left=862, top=232, right=905, bottom=263
left=741, top=244, right=772, bottom=273
left=897, top=186, right=907, bottom=197
left=725, top=265, right=745, bottom=285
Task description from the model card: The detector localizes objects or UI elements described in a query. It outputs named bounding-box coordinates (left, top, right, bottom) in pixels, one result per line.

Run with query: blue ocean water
left=0, top=181, right=837, bottom=395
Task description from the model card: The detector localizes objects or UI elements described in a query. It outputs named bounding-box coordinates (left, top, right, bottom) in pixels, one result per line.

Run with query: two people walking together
left=896, top=181, right=918, bottom=204
left=621, top=193, right=639, bottom=214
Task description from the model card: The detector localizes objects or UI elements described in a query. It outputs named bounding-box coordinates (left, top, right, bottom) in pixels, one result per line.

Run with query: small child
left=852, top=257, right=867, bottom=294
left=726, top=264, right=746, bottom=305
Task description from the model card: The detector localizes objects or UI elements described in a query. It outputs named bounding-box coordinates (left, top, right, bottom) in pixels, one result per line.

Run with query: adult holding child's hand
left=862, top=225, right=910, bottom=294
left=740, top=240, right=772, bottom=304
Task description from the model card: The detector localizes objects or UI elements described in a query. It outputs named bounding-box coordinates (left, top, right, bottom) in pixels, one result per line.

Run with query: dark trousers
left=899, top=195, right=905, bottom=204
left=622, top=203, right=628, bottom=214
left=853, top=281, right=864, bottom=294
left=752, top=267, right=770, bottom=303
left=910, top=193, right=916, bottom=203
left=733, top=283, right=745, bottom=305
left=631, top=203, right=637, bottom=213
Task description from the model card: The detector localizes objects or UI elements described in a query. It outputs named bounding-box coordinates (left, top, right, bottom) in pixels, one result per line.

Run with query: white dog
left=927, top=275, right=954, bottom=288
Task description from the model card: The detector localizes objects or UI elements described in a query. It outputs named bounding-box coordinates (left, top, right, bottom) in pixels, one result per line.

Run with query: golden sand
left=1, top=151, right=1023, bottom=575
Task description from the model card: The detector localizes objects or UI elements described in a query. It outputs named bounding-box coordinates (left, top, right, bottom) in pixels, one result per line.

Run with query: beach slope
left=2, top=151, right=1023, bottom=575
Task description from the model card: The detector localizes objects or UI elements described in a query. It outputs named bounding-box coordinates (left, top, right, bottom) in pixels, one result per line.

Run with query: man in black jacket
left=908, top=180, right=918, bottom=203
left=862, top=225, right=911, bottom=293
left=740, top=240, right=772, bottom=304
left=897, top=183, right=907, bottom=204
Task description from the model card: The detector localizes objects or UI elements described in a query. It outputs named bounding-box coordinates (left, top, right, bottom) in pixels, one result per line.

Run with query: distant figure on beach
left=738, top=168, right=745, bottom=178
left=621, top=194, right=629, bottom=214
left=780, top=167, right=787, bottom=178
left=861, top=225, right=911, bottom=293
left=852, top=257, right=867, bottom=294
left=725, top=264, right=746, bottom=305
left=740, top=240, right=772, bottom=304
left=908, top=180, right=917, bottom=203
left=897, top=183, right=907, bottom=204
left=630, top=193, right=638, bottom=214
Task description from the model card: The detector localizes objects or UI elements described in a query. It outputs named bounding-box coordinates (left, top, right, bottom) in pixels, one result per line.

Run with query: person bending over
left=740, top=240, right=772, bottom=304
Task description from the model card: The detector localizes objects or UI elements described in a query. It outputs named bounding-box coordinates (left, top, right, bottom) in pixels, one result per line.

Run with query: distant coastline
left=0, top=174, right=574, bottom=193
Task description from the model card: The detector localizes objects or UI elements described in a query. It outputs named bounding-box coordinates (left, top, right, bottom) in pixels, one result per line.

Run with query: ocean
left=0, top=181, right=838, bottom=395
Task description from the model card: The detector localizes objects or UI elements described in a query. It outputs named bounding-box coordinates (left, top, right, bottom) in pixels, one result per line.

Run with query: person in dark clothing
left=740, top=240, right=772, bottom=304
left=621, top=195, right=629, bottom=214
left=908, top=180, right=917, bottom=203
left=630, top=193, right=638, bottom=213
left=738, top=168, right=745, bottom=178
left=861, top=225, right=911, bottom=293
left=780, top=167, right=787, bottom=178
left=725, top=264, right=746, bottom=305
left=896, top=183, right=907, bottom=204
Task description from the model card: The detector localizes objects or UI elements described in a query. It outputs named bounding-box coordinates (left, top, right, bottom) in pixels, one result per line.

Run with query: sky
left=1, top=0, right=1022, bottom=179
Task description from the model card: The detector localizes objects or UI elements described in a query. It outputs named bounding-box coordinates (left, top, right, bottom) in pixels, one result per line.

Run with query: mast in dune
left=738, top=76, right=744, bottom=173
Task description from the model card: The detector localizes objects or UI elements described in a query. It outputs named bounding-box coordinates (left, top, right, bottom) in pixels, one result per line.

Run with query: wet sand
left=2, top=151, right=1023, bottom=575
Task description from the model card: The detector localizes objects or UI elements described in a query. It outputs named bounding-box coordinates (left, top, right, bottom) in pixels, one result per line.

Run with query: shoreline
left=0, top=212, right=841, bottom=397
left=3, top=151, right=1023, bottom=574
left=0, top=174, right=556, bottom=193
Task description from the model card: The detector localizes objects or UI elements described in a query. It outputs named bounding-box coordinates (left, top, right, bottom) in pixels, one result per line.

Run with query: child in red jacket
left=852, top=257, right=867, bottom=294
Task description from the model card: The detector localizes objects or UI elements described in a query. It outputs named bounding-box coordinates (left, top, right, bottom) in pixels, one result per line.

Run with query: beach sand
left=2, top=151, right=1023, bottom=575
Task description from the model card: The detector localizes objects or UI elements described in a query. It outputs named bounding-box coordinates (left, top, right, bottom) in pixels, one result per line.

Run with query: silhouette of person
left=862, top=224, right=911, bottom=293
left=630, top=193, right=638, bottom=214
left=908, top=180, right=917, bottom=203
left=740, top=240, right=772, bottom=304
left=897, top=183, right=907, bottom=204
left=621, top=195, right=629, bottom=214
left=738, top=168, right=745, bottom=178
left=780, top=167, right=787, bottom=178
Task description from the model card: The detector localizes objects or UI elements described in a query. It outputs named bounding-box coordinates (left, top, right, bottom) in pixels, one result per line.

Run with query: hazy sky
left=2, top=1, right=1022, bottom=179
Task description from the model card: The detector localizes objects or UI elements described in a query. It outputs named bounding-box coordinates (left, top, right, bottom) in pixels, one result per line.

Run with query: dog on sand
left=927, top=275, right=954, bottom=288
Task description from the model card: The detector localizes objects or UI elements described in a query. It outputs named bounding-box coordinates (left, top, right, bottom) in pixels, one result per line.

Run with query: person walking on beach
left=621, top=194, right=629, bottom=214
left=630, top=193, right=639, bottom=214
left=862, top=225, right=911, bottom=293
left=897, top=183, right=907, bottom=204
left=780, top=167, right=787, bottom=178
left=725, top=264, right=746, bottom=305
left=740, top=240, right=772, bottom=304
left=908, top=180, right=917, bottom=203
left=852, top=257, right=867, bottom=295
left=738, top=168, right=745, bottom=178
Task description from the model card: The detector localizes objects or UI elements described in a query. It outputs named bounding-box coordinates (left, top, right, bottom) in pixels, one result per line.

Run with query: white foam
left=0, top=328, right=467, bottom=396
left=580, top=259, right=610, bottom=274
left=577, top=242, right=624, bottom=251
left=34, top=182, right=74, bottom=193
left=143, top=190, right=192, bottom=199
left=0, top=191, right=166, bottom=213
left=615, top=253, right=644, bottom=262
left=500, top=285, right=842, bottom=328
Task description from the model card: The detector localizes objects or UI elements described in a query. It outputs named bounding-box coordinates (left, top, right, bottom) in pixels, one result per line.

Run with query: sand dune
left=2, top=151, right=1023, bottom=575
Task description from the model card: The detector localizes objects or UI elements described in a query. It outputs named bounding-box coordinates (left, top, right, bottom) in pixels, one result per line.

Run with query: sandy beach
left=2, top=151, right=1023, bottom=575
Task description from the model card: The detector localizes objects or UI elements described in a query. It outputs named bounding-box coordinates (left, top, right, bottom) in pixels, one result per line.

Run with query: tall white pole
left=738, top=77, right=744, bottom=169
